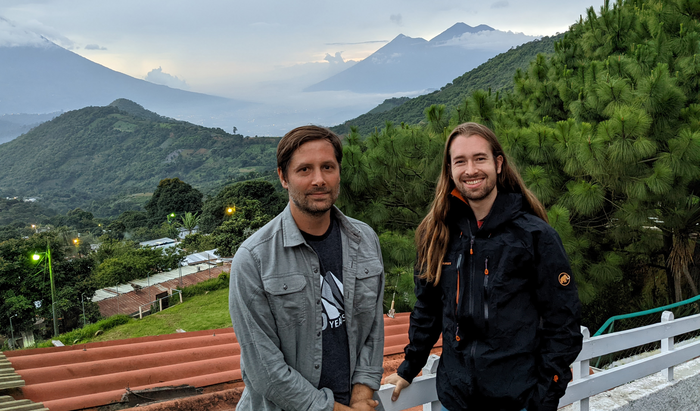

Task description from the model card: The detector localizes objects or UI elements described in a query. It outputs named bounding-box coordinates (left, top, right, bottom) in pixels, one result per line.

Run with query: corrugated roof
left=3, top=313, right=435, bottom=411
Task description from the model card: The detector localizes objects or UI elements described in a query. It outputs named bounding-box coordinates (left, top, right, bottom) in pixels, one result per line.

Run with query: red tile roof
left=4, top=313, right=441, bottom=411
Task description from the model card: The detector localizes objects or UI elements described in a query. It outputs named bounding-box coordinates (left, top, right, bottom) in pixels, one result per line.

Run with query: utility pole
left=80, top=293, right=87, bottom=327
left=9, top=314, right=17, bottom=350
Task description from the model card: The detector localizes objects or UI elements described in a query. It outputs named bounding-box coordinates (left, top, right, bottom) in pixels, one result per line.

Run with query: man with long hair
left=385, top=122, right=582, bottom=411
left=230, top=126, right=384, bottom=411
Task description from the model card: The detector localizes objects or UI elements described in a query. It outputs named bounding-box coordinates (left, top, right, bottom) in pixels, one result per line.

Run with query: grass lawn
left=91, top=287, right=232, bottom=343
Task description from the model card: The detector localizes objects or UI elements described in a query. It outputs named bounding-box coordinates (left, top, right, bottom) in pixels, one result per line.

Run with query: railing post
left=661, top=310, right=674, bottom=381
left=159, top=298, right=163, bottom=312
left=573, top=326, right=590, bottom=411
left=422, top=355, right=441, bottom=411
left=139, top=306, right=142, bottom=319
left=179, top=289, right=183, bottom=303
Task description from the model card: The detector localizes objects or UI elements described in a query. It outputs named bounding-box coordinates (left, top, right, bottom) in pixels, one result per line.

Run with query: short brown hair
left=277, top=125, right=343, bottom=179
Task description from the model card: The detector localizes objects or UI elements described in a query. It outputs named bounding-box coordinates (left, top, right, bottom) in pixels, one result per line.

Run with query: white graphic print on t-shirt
left=320, top=271, right=345, bottom=330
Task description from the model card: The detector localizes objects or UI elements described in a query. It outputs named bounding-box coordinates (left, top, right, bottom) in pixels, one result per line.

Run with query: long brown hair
left=415, top=122, right=548, bottom=285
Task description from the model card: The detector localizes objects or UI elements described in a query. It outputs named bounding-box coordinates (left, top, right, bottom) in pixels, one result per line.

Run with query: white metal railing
left=377, top=311, right=700, bottom=411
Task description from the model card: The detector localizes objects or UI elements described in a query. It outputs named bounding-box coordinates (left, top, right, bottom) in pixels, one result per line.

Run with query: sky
left=1, top=0, right=603, bottom=134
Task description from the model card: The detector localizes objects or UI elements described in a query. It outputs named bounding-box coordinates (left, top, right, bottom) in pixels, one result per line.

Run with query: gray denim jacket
left=229, top=204, right=385, bottom=411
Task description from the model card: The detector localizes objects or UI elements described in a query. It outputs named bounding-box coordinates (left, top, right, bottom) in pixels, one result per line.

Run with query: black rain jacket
left=397, top=191, right=582, bottom=411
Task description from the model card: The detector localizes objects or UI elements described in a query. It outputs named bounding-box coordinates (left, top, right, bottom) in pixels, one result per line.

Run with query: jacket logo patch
left=442, top=262, right=451, bottom=266
left=558, top=272, right=571, bottom=286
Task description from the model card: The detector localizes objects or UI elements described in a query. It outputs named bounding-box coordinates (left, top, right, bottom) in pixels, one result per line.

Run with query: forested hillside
left=331, top=33, right=563, bottom=135
left=338, top=0, right=700, bottom=328
left=0, top=100, right=279, bottom=212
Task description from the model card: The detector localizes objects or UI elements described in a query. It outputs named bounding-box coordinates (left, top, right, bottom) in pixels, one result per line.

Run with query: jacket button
left=315, top=364, right=320, bottom=369
left=317, top=331, right=321, bottom=337
left=316, top=299, right=321, bottom=305
left=364, top=269, right=369, bottom=274
left=283, top=284, right=288, bottom=290
left=313, top=268, right=318, bottom=273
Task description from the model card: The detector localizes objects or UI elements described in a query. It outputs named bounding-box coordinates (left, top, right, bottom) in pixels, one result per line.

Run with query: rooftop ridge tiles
left=20, top=355, right=241, bottom=402
left=3, top=328, right=236, bottom=358
left=40, top=369, right=242, bottom=411
left=8, top=333, right=238, bottom=370
left=16, top=343, right=241, bottom=385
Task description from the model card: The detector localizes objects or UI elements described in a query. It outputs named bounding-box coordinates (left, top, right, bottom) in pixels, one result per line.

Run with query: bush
left=179, top=272, right=230, bottom=299
left=35, top=314, right=132, bottom=347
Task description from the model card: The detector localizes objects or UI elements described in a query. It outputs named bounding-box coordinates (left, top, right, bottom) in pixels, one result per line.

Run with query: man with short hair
left=386, top=122, right=582, bottom=411
left=229, top=125, right=385, bottom=411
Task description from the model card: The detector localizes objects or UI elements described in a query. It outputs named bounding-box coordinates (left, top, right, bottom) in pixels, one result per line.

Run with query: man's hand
left=350, top=398, right=378, bottom=411
left=348, top=383, right=378, bottom=411
left=334, top=399, right=378, bottom=411
left=384, top=373, right=410, bottom=401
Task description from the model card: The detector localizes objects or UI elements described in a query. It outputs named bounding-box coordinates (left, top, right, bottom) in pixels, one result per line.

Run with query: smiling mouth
left=464, top=179, right=484, bottom=186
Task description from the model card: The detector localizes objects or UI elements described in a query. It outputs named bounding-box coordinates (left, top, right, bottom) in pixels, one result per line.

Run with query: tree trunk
left=674, top=269, right=684, bottom=302
left=664, top=234, right=676, bottom=302
left=682, top=266, right=699, bottom=297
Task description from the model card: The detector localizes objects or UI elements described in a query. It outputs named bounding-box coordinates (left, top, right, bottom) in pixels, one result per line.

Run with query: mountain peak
left=430, top=22, right=495, bottom=44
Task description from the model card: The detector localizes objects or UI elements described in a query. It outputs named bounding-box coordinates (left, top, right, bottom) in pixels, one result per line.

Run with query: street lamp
left=8, top=314, right=17, bottom=350
left=226, top=206, right=236, bottom=216
left=32, top=240, right=59, bottom=337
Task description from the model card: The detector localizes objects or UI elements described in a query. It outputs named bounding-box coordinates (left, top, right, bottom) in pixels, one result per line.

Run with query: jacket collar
left=281, top=203, right=360, bottom=247
left=449, top=189, right=525, bottom=233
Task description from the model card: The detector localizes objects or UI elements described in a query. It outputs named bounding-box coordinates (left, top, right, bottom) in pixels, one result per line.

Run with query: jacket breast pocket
left=263, top=274, right=308, bottom=328
left=354, top=262, right=382, bottom=314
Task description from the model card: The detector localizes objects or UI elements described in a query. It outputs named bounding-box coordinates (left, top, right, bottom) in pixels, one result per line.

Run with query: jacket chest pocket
left=354, top=262, right=382, bottom=313
left=263, top=274, right=308, bottom=328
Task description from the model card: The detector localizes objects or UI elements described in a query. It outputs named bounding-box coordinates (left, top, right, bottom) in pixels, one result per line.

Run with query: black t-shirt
left=301, top=217, right=351, bottom=405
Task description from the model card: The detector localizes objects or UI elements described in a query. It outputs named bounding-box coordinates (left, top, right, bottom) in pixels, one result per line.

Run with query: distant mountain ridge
left=0, top=41, right=240, bottom=115
left=330, top=33, right=563, bottom=135
left=305, top=23, right=536, bottom=94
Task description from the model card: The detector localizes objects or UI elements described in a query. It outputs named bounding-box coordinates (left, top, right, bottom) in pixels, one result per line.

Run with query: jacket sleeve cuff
left=351, top=365, right=384, bottom=391
left=396, top=360, right=421, bottom=384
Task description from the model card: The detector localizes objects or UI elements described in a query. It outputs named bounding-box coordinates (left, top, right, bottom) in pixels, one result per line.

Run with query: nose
left=463, top=160, right=477, bottom=176
left=311, top=167, right=326, bottom=186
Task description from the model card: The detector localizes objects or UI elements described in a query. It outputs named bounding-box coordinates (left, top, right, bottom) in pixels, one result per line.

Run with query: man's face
left=278, top=139, right=340, bottom=217
left=449, top=134, right=503, bottom=203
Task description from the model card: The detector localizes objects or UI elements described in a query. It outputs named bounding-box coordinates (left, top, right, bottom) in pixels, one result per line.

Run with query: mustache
left=307, top=188, right=331, bottom=194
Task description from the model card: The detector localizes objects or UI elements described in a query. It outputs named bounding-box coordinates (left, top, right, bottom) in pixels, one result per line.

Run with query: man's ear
left=496, top=155, right=504, bottom=174
left=277, top=167, right=288, bottom=189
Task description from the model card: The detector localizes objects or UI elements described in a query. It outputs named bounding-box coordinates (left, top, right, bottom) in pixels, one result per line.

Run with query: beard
left=289, top=186, right=340, bottom=217
left=454, top=173, right=497, bottom=203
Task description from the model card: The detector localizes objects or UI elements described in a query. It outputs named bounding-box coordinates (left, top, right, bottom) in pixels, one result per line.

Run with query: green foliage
left=0, top=233, right=99, bottom=338
left=93, top=243, right=184, bottom=287
left=145, top=178, right=203, bottom=226
left=200, top=179, right=286, bottom=233
left=0, top=197, right=56, bottom=227
left=35, top=315, right=132, bottom=348
left=0, top=102, right=280, bottom=214
left=339, top=122, right=444, bottom=232
left=178, top=272, right=230, bottom=299
left=180, top=232, right=217, bottom=253
left=212, top=199, right=273, bottom=257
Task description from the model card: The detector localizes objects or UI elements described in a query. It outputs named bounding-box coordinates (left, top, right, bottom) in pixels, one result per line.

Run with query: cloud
left=144, top=67, right=190, bottom=90
left=0, top=16, right=50, bottom=47
left=326, top=40, right=388, bottom=46
left=438, top=29, right=540, bottom=51
left=390, top=14, right=402, bottom=26
left=84, top=44, right=107, bottom=50
left=491, top=1, right=509, bottom=9
left=0, top=17, right=75, bottom=48
left=324, top=52, right=345, bottom=64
